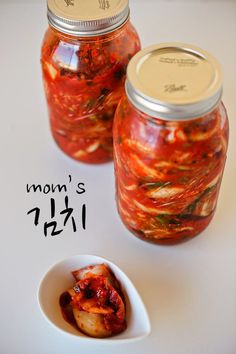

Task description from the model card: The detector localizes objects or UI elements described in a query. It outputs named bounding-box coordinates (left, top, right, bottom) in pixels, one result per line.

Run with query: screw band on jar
left=126, top=43, right=223, bottom=120
left=47, top=0, right=130, bottom=36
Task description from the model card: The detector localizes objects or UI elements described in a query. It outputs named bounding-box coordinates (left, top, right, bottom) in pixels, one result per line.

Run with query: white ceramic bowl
left=38, top=254, right=151, bottom=343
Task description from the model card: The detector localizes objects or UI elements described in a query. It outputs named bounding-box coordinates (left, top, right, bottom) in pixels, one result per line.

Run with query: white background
left=0, top=1, right=236, bottom=354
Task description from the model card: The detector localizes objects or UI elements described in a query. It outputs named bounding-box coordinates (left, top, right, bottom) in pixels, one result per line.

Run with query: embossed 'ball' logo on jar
left=164, top=84, right=187, bottom=93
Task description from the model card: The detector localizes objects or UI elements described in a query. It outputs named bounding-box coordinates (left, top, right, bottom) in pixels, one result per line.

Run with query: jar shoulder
left=41, top=22, right=140, bottom=76
left=114, top=98, right=229, bottom=157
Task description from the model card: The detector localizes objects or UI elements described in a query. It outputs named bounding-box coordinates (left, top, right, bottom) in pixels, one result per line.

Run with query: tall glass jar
left=113, top=43, right=229, bottom=245
left=41, top=0, right=141, bottom=163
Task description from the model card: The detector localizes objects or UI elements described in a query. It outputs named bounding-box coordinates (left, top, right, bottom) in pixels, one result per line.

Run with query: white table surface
left=1, top=1, right=236, bottom=353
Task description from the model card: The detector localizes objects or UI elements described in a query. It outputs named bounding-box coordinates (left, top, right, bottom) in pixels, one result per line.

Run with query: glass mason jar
left=114, top=43, right=229, bottom=245
left=41, top=0, right=141, bottom=164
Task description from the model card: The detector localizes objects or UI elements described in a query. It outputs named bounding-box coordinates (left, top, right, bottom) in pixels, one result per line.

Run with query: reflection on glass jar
left=41, top=0, right=141, bottom=163
left=113, top=43, right=229, bottom=245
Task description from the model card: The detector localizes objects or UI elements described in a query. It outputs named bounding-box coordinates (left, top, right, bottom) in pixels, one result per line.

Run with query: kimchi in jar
left=113, top=43, right=229, bottom=245
left=41, top=0, right=141, bottom=163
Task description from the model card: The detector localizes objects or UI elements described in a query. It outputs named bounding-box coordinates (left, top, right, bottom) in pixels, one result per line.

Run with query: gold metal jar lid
left=47, top=0, right=130, bottom=36
left=126, top=43, right=223, bottom=120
